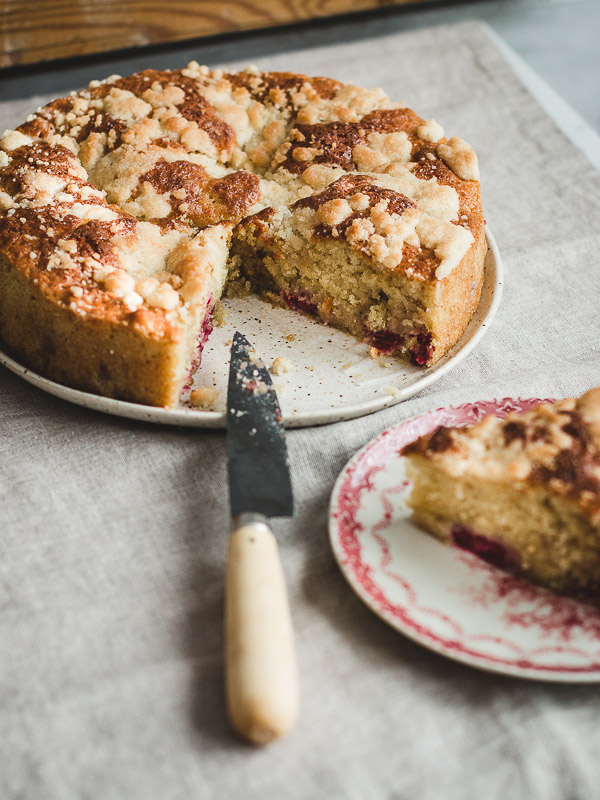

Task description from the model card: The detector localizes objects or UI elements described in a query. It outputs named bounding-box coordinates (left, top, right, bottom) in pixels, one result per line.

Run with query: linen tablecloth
left=2, top=20, right=600, bottom=800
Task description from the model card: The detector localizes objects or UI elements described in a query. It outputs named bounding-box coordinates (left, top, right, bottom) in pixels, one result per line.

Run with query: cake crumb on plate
left=190, top=386, right=219, bottom=408
left=271, top=356, right=294, bottom=375
left=384, top=386, right=403, bottom=397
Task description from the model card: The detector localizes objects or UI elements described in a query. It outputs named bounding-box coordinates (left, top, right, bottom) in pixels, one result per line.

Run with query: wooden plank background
left=1, top=0, right=432, bottom=69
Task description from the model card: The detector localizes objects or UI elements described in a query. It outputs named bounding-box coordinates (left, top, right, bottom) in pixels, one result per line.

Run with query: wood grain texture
left=1, top=0, right=431, bottom=68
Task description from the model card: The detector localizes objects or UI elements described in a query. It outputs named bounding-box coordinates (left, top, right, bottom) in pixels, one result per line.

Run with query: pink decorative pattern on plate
left=329, top=397, right=600, bottom=681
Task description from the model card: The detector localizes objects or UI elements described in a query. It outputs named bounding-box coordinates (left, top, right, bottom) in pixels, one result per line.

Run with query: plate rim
left=0, top=228, right=502, bottom=429
left=328, top=397, right=600, bottom=683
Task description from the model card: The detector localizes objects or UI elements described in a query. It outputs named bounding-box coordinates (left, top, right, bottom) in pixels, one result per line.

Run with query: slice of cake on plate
left=402, top=389, right=600, bottom=601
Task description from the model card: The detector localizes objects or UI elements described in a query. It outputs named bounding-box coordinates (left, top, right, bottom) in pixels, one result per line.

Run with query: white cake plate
left=0, top=229, right=502, bottom=428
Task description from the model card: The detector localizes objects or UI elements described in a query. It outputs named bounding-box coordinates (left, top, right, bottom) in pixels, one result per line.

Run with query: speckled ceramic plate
left=0, top=229, right=501, bottom=428
left=329, top=398, right=600, bottom=682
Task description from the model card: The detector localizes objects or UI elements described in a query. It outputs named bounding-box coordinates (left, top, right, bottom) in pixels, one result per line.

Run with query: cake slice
left=402, top=389, right=600, bottom=601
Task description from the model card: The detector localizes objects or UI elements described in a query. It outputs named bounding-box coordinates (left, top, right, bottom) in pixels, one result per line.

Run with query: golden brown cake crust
left=274, top=108, right=424, bottom=174
left=0, top=142, right=182, bottom=338
left=224, top=70, right=341, bottom=105
left=0, top=251, right=186, bottom=406
left=0, top=63, right=487, bottom=405
left=403, top=390, right=600, bottom=524
left=138, top=160, right=261, bottom=227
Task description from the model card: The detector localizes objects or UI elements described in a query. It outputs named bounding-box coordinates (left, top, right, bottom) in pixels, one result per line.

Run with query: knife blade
left=225, top=331, right=299, bottom=745
left=227, top=331, right=294, bottom=519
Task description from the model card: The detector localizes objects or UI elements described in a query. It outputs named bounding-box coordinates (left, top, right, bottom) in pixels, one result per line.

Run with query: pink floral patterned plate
left=329, top=397, right=600, bottom=682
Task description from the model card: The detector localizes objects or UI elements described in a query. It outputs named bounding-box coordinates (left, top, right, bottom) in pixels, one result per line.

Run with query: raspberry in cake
left=0, top=65, right=486, bottom=407
left=402, top=389, right=600, bottom=602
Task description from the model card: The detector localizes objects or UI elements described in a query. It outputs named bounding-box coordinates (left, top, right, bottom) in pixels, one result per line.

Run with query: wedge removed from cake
left=233, top=172, right=484, bottom=367
left=402, top=389, right=600, bottom=602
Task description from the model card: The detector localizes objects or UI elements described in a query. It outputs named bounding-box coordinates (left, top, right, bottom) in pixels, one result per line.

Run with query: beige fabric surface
left=2, top=21, right=600, bottom=800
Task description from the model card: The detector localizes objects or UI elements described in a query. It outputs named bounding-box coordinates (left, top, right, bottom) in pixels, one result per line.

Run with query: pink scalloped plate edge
left=329, top=397, right=600, bottom=682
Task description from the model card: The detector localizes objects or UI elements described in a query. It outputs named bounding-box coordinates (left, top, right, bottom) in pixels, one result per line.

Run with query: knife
left=225, top=331, right=298, bottom=745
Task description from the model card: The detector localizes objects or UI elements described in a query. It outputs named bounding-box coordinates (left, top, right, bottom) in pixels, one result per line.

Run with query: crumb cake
left=402, top=389, right=600, bottom=602
left=0, top=65, right=486, bottom=406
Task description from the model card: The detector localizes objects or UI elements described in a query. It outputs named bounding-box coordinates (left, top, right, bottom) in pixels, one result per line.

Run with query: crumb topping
left=225, top=69, right=340, bottom=108
left=138, top=159, right=261, bottom=226
left=270, top=356, right=294, bottom=375
left=0, top=64, right=483, bottom=338
left=272, top=108, right=423, bottom=175
left=436, top=137, right=479, bottom=181
left=402, top=389, right=600, bottom=521
left=292, top=173, right=472, bottom=277
left=190, top=385, right=219, bottom=408
left=417, top=119, right=444, bottom=143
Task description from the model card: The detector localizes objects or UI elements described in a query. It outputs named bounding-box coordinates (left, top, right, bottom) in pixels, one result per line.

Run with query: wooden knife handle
left=225, top=518, right=299, bottom=745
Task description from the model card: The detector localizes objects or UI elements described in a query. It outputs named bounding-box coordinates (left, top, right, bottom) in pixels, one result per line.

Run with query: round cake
left=0, top=65, right=486, bottom=407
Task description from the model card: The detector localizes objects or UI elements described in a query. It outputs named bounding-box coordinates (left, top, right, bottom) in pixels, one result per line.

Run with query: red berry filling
left=362, top=325, right=433, bottom=362
left=197, top=309, right=214, bottom=353
left=410, top=332, right=433, bottom=366
left=183, top=301, right=214, bottom=391
left=451, top=524, right=518, bottom=571
left=281, top=290, right=318, bottom=316
left=364, top=329, right=401, bottom=354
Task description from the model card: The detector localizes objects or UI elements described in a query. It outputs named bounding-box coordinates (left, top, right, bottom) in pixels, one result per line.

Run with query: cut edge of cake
left=232, top=171, right=485, bottom=366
